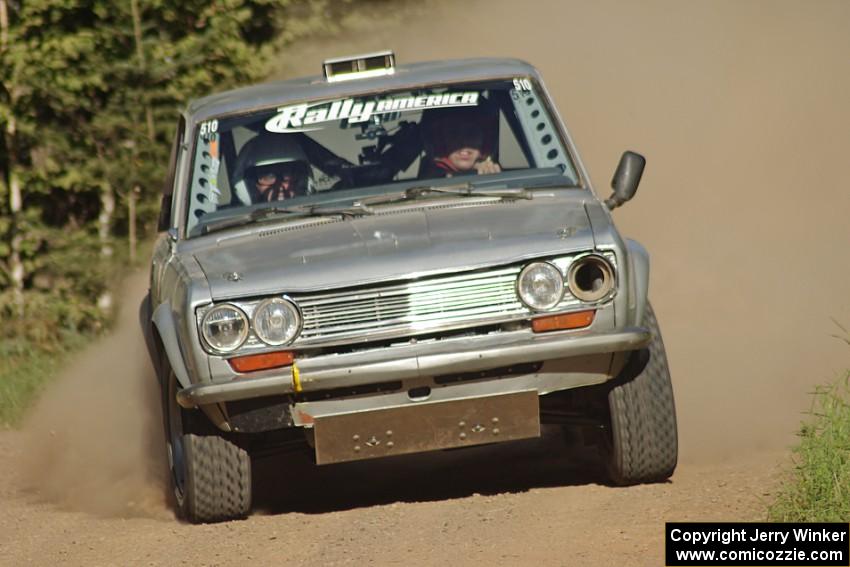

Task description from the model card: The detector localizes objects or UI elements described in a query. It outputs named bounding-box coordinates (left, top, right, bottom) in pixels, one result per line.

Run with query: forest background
left=0, top=0, right=362, bottom=425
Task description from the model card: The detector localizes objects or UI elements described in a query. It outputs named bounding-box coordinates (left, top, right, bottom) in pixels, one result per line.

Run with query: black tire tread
left=607, top=303, right=678, bottom=484
left=183, top=434, right=251, bottom=523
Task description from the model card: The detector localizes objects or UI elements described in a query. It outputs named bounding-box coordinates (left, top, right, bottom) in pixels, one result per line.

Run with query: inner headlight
left=253, top=297, right=301, bottom=345
left=202, top=304, right=249, bottom=353
left=517, top=262, right=564, bottom=311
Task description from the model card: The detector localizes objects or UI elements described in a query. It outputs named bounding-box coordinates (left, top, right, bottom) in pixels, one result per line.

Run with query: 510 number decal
left=199, top=119, right=219, bottom=136
left=513, top=78, right=533, bottom=92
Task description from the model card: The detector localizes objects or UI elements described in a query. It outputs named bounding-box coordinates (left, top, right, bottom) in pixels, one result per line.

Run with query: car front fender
left=152, top=301, right=192, bottom=390
left=625, top=239, right=650, bottom=327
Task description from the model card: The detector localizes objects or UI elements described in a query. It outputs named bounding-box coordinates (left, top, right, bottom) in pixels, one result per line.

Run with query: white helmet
left=231, top=133, right=313, bottom=204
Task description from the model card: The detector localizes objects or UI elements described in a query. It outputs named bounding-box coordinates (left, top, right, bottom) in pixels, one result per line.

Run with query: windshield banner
left=266, top=92, right=480, bottom=133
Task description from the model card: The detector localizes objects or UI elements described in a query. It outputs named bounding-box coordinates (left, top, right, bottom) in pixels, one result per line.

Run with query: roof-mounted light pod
left=323, top=50, right=396, bottom=83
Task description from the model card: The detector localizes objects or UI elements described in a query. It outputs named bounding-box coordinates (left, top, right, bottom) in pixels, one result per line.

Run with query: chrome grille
left=294, top=267, right=527, bottom=344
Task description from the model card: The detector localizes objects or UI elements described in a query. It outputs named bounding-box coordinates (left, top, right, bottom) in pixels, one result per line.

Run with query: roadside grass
left=767, top=372, right=850, bottom=521
left=0, top=332, right=93, bottom=428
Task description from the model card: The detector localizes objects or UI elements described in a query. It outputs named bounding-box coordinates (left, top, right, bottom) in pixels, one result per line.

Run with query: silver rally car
left=143, top=52, right=677, bottom=523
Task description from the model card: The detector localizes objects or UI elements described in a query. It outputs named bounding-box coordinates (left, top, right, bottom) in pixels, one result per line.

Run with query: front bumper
left=177, top=326, right=650, bottom=409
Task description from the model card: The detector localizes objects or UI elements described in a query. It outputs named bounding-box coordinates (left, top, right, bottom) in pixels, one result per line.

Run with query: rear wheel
left=604, top=303, right=678, bottom=484
left=162, top=361, right=251, bottom=523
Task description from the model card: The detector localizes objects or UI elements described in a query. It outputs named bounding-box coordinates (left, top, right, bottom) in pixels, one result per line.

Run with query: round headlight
left=253, top=298, right=301, bottom=346
left=202, top=304, right=248, bottom=353
left=517, top=262, right=564, bottom=311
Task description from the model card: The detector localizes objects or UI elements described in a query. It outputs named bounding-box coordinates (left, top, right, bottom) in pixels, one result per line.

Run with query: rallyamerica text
left=265, top=92, right=480, bottom=133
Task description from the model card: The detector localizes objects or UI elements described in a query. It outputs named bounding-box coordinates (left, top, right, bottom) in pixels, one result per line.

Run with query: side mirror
left=605, top=151, right=645, bottom=210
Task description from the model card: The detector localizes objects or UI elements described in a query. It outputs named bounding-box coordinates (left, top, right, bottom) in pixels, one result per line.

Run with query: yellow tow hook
left=291, top=361, right=302, bottom=393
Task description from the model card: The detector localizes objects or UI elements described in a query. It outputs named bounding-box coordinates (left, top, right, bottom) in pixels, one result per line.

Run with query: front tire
left=604, top=303, right=678, bottom=484
left=162, top=361, right=251, bottom=523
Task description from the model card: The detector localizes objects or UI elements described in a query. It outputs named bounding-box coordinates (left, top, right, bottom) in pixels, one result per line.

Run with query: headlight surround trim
left=567, top=254, right=616, bottom=303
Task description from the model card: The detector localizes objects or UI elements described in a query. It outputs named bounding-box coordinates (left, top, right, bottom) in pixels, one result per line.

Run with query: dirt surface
left=0, top=424, right=784, bottom=566
left=3, top=1, right=850, bottom=565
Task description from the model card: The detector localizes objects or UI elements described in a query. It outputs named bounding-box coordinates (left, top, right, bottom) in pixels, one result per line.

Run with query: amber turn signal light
left=228, top=351, right=294, bottom=373
left=532, top=310, right=595, bottom=333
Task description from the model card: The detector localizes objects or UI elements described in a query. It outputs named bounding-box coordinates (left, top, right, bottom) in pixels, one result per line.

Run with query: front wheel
left=162, top=363, right=251, bottom=523
left=604, top=303, right=678, bottom=484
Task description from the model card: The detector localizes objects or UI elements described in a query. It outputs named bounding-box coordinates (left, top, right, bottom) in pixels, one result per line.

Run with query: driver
left=231, top=133, right=313, bottom=204
left=421, top=107, right=501, bottom=178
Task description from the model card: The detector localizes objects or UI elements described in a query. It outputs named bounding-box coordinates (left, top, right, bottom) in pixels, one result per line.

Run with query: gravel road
left=0, top=423, right=784, bottom=566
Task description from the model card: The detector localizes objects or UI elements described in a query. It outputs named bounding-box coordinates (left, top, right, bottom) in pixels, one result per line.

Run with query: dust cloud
left=18, top=271, right=169, bottom=519
left=279, top=0, right=850, bottom=462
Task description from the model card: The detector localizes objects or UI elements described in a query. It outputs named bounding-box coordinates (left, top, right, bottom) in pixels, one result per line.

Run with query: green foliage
left=0, top=230, right=124, bottom=341
left=0, top=0, right=345, bottom=304
left=768, top=373, right=850, bottom=521
left=0, top=0, right=385, bottom=425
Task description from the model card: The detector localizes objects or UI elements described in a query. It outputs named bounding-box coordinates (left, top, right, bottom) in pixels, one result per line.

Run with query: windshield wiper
left=198, top=183, right=528, bottom=236
left=357, top=182, right=532, bottom=207
left=200, top=203, right=373, bottom=235
left=308, top=202, right=375, bottom=217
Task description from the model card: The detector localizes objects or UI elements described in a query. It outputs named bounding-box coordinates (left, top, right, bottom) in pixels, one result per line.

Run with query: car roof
left=185, top=57, right=540, bottom=123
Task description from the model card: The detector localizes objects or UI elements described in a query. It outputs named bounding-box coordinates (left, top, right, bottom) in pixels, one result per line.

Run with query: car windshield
left=186, top=77, right=581, bottom=236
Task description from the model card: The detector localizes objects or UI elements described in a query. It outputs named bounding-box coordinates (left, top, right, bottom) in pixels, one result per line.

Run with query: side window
left=158, top=117, right=185, bottom=232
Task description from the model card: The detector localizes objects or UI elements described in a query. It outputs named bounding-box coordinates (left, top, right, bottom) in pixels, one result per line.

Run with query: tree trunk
left=128, top=185, right=139, bottom=263
left=99, top=182, right=115, bottom=258
left=96, top=182, right=115, bottom=315
left=0, top=0, right=8, bottom=52
left=2, top=1, right=22, bottom=313
left=130, top=0, right=155, bottom=142
left=7, top=116, right=24, bottom=313
left=9, top=232, right=23, bottom=303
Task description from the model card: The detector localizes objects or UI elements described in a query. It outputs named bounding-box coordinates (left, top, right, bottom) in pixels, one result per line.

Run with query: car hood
left=192, top=198, right=599, bottom=299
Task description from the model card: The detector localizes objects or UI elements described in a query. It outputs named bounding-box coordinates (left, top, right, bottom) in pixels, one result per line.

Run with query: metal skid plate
left=313, top=390, right=540, bottom=465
